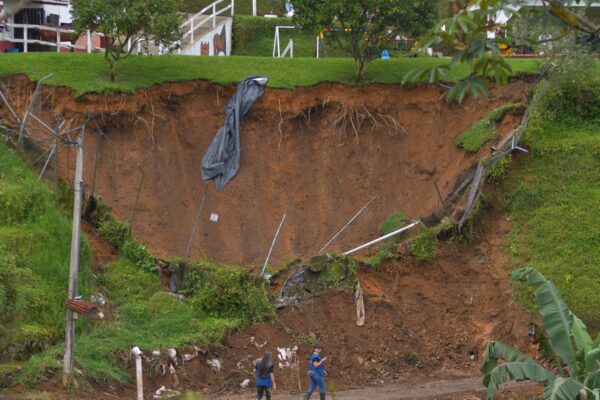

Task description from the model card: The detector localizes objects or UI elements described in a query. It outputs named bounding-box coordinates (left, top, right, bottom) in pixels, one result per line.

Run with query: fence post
left=86, top=30, right=91, bottom=53
left=212, top=3, right=216, bottom=27
left=231, top=0, right=235, bottom=16
left=24, top=26, right=28, bottom=52
left=56, top=27, right=60, bottom=52
left=191, top=19, right=194, bottom=44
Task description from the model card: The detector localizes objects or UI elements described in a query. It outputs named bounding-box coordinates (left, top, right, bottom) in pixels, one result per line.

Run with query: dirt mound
left=121, top=206, right=535, bottom=398
left=1, top=76, right=531, bottom=266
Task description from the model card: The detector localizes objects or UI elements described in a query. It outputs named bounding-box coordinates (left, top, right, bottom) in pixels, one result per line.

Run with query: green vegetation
left=0, top=145, right=274, bottom=386
left=233, top=16, right=321, bottom=57
left=293, top=0, right=438, bottom=78
left=316, top=255, right=358, bottom=290
left=483, top=268, right=600, bottom=400
left=0, top=53, right=538, bottom=95
left=379, top=212, right=407, bottom=244
left=0, top=141, right=92, bottom=363
left=181, top=0, right=284, bottom=15
left=508, top=61, right=600, bottom=330
left=454, top=103, right=523, bottom=152
left=72, top=0, right=183, bottom=81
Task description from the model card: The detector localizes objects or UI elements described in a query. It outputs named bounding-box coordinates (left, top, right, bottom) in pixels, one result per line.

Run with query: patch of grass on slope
left=508, top=115, right=600, bottom=331
left=0, top=141, right=92, bottom=363
left=455, top=102, right=523, bottom=152
left=15, top=256, right=275, bottom=386
left=0, top=53, right=539, bottom=95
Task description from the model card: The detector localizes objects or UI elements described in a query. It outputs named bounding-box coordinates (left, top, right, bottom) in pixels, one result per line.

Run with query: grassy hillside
left=506, top=62, right=600, bottom=331
left=0, top=53, right=538, bottom=95
left=0, top=140, right=92, bottom=371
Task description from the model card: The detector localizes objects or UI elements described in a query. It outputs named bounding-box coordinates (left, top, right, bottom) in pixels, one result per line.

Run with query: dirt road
left=210, top=377, right=539, bottom=400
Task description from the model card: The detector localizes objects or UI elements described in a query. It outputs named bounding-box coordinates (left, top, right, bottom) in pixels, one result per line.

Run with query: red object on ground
left=65, top=299, right=98, bottom=316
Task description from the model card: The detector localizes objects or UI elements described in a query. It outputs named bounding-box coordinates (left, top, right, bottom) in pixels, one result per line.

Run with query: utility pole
left=62, top=125, right=85, bottom=387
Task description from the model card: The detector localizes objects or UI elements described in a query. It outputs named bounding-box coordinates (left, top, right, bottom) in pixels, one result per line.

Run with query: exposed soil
left=1, top=76, right=531, bottom=266
left=0, top=76, right=539, bottom=400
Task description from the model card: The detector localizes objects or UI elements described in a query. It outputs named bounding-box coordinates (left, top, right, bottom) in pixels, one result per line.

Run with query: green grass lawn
left=0, top=53, right=539, bottom=95
left=508, top=116, right=600, bottom=331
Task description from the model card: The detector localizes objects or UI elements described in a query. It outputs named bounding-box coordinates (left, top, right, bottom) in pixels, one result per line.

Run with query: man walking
left=306, top=344, right=327, bottom=400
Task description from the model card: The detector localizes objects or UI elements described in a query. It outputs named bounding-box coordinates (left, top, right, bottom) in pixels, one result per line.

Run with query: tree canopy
left=71, top=0, right=183, bottom=81
left=292, top=0, right=438, bottom=79
left=407, top=0, right=600, bottom=102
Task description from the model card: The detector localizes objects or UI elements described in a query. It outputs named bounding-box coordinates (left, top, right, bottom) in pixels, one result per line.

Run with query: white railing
left=178, top=0, right=234, bottom=52
left=5, top=23, right=103, bottom=53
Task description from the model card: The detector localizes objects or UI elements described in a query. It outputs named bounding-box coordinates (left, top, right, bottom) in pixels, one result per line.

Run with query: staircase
left=140, top=0, right=233, bottom=56
left=177, top=0, right=234, bottom=55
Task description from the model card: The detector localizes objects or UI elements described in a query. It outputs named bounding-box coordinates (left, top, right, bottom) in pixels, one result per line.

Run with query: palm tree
left=482, top=267, right=600, bottom=400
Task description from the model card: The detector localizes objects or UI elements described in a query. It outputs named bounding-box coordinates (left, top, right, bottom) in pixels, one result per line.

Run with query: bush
left=379, top=212, right=408, bottom=243
left=183, top=262, right=275, bottom=324
left=408, top=228, right=438, bottom=261
left=455, top=103, right=524, bottom=152
left=540, top=51, right=600, bottom=122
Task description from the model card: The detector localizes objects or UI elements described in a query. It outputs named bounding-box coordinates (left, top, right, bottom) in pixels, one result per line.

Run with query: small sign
left=210, top=213, right=219, bottom=222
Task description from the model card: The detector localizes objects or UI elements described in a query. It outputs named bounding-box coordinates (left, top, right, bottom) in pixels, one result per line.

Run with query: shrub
left=379, top=212, right=408, bottom=243
left=183, top=262, right=275, bottom=324
left=455, top=103, right=524, bottom=152
left=408, top=228, right=439, bottom=260
left=487, top=154, right=512, bottom=183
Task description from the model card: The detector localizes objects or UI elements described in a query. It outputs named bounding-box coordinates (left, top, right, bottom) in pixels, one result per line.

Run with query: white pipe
left=131, top=347, right=143, bottom=400
left=343, top=221, right=421, bottom=256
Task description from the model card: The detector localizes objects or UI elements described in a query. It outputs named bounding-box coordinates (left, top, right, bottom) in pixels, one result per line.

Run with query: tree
left=292, top=0, right=438, bottom=80
left=407, top=0, right=600, bottom=102
left=71, top=0, right=183, bottom=82
left=482, top=267, right=600, bottom=400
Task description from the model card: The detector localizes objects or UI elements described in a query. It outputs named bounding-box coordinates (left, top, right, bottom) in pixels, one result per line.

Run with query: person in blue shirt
left=305, top=344, right=327, bottom=400
left=255, top=351, right=276, bottom=400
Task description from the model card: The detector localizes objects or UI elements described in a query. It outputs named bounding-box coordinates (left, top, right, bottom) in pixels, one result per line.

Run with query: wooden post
left=62, top=125, right=85, bottom=388
left=231, top=0, right=235, bottom=16
left=252, top=0, right=256, bottom=15
left=24, top=26, right=28, bottom=53
left=56, top=27, right=60, bottom=52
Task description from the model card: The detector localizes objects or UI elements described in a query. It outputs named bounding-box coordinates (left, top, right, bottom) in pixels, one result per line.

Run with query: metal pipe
left=261, top=199, right=291, bottom=277
left=319, top=196, right=377, bottom=254
left=343, top=221, right=421, bottom=256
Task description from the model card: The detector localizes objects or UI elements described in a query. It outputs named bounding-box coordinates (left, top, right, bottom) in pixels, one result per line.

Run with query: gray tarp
left=201, top=76, right=268, bottom=191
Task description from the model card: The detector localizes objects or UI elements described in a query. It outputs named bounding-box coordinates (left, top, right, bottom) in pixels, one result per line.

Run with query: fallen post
left=343, top=221, right=422, bottom=256
left=318, top=196, right=377, bottom=254
left=185, top=183, right=209, bottom=258
left=261, top=199, right=291, bottom=277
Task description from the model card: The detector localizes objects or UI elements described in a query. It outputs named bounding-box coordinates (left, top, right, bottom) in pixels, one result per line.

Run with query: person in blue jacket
left=255, top=351, right=276, bottom=400
left=305, top=344, right=328, bottom=400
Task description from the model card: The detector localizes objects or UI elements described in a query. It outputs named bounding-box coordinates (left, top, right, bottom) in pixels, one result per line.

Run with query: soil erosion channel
left=4, top=77, right=530, bottom=266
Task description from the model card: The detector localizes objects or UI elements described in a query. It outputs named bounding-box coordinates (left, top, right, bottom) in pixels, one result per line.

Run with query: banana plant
left=482, top=267, right=600, bottom=400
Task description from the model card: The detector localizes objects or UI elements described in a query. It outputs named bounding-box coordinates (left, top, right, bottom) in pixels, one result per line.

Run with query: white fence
left=5, top=23, right=103, bottom=53
left=179, top=0, right=234, bottom=53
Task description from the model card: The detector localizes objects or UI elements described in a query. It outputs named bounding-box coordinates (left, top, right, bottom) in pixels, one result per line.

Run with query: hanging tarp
left=201, top=76, right=268, bottom=191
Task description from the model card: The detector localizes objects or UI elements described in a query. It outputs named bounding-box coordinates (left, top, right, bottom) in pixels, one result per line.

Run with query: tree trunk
left=105, top=46, right=116, bottom=82
left=355, top=57, right=367, bottom=81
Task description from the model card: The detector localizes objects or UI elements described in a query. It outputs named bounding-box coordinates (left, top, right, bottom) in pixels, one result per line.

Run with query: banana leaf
left=511, top=268, right=576, bottom=374
left=543, top=377, right=586, bottom=400
left=485, top=361, right=556, bottom=400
